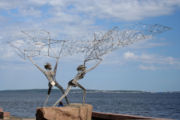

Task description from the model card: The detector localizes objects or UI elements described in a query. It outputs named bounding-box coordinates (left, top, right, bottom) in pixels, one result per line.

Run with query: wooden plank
left=92, top=111, right=173, bottom=120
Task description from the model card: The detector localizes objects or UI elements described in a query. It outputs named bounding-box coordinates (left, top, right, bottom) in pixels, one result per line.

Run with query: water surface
left=0, top=89, right=179, bottom=119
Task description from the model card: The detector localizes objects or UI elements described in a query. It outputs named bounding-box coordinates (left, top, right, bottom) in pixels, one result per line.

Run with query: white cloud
left=0, top=0, right=179, bottom=67
left=102, top=52, right=125, bottom=65
left=1, top=0, right=180, bottom=21
left=139, top=65, right=158, bottom=71
left=123, top=51, right=180, bottom=70
left=0, top=0, right=18, bottom=10
left=63, top=0, right=180, bottom=21
left=128, top=38, right=168, bottom=49
left=0, top=44, right=16, bottom=60
left=124, top=51, right=137, bottom=59
left=48, top=0, right=67, bottom=6
left=0, top=0, right=178, bottom=41
left=27, top=0, right=47, bottom=6
left=20, top=7, right=42, bottom=17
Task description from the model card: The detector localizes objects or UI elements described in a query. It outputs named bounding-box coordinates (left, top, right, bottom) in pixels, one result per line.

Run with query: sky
left=0, top=0, right=180, bottom=92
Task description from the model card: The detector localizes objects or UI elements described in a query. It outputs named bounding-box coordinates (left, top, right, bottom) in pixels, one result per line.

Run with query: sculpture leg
left=43, top=83, right=52, bottom=106
left=53, top=85, right=72, bottom=106
left=55, top=81, right=70, bottom=105
left=43, top=95, right=50, bottom=107
left=77, top=83, right=86, bottom=104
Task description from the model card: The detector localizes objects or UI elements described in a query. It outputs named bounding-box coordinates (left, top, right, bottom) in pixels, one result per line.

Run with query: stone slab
left=0, top=108, right=3, bottom=112
left=3, top=112, right=10, bottom=117
left=36, top=103, right=93, bottom=120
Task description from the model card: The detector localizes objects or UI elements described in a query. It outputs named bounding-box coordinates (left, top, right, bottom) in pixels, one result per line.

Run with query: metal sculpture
left=53, top=41, right=103, bottom=105
left=9, top=30, right=70, bottom=106
left=9, top=24, right=170, bottom=106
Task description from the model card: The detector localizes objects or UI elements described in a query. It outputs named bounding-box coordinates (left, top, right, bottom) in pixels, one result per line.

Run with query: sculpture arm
left=85, top=58, right=102, bottom=73
left=28, top=57, right=45, bottom=74
left=53, top=57, right=60, bottom=76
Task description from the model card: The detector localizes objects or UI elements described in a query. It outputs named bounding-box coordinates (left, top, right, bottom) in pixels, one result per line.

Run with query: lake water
left=0, top=89, right=180, bottom=119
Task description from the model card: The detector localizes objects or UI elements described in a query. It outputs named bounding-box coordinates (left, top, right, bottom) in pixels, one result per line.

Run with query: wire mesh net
left=9, top=24, right=171, bottom=62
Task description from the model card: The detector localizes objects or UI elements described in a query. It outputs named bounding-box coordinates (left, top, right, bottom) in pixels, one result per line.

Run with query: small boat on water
left=92, top=111, right=173, bottom=120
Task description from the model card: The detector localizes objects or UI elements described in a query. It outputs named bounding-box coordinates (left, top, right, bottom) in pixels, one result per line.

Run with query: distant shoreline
left=0, top=89, right=180, bottom=93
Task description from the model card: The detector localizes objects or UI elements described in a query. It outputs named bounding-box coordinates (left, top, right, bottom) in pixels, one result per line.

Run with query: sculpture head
left=44, top=63, right=52, bottom=70
left=77, top=65, right=86, bottom=71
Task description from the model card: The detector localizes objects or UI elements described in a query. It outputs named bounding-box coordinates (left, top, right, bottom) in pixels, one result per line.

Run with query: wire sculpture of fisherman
left=53, top=58, right=102, bottom=106
left=28, top=56, right=69, bottom=106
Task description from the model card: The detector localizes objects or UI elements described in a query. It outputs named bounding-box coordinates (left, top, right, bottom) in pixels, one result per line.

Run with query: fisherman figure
left=53, top=58, right=102, bottom=106
left=28, top=57, right=69, bottom=106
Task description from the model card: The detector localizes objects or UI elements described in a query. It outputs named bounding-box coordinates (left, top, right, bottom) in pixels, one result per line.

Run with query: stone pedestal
left=36, top=103, right=93, bottom=120
left=0, top=108, right=10, bottom=120
left=0, top=108, right=3, bottom=112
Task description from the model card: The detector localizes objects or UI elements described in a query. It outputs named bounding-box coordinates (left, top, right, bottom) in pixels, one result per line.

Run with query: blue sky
left=0, top=0, right=180, bottom=92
